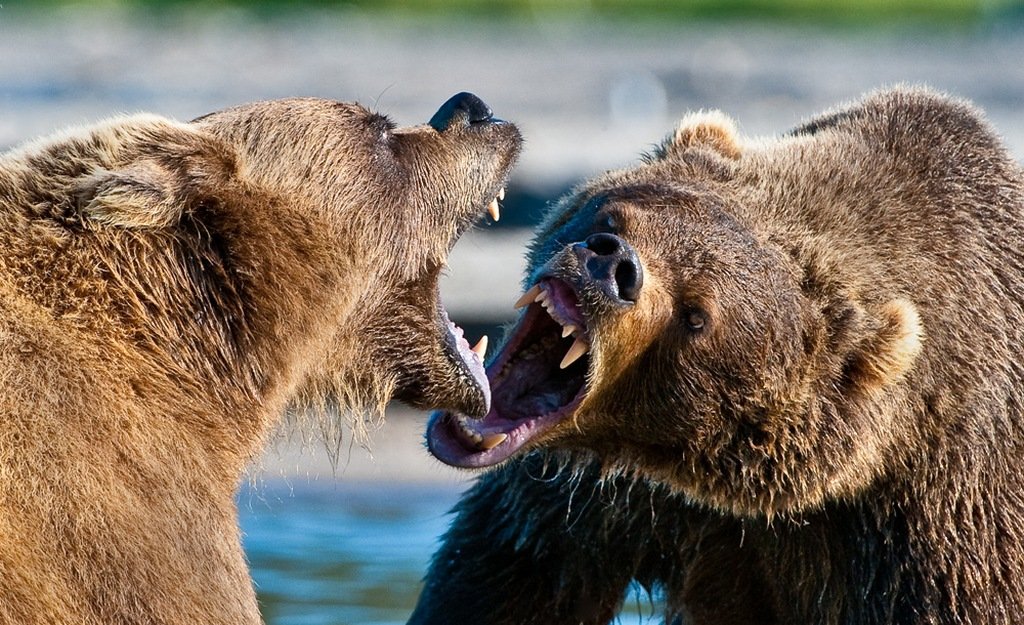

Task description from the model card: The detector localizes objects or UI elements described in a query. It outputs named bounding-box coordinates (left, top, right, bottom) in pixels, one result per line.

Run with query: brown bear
left=0, top=92, right=520, bottom=625
left=413, top=87, right=1024, bottom=625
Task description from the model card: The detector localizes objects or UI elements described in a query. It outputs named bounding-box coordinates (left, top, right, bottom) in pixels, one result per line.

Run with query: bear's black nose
left=429, top=92, right=494, bottom=132
left=575, top=232, right=644, bottom=303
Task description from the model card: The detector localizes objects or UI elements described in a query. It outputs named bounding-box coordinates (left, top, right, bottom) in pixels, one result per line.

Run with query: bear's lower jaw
left=426, top=280, right=590, bottom=468
left=438, top=306, right=490, bottom=413
left=426, top=401, right=583, bottom=468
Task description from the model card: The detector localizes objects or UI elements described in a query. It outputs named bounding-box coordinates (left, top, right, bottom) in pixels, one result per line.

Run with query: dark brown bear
left=414, top=88, right=1024, bottom=625
left=0, top=92, right=519, bottom=625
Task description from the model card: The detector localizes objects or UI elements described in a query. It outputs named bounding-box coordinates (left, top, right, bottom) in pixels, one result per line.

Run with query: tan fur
left=660, top=110, right=742, bottom=160
left=0, top=98, right=519, bottom=624
left=411, top=88, right=1024, bottom=625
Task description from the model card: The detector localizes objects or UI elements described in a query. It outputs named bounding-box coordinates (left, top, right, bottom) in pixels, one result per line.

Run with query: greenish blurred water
left=239, top=481, right=659, bottom=625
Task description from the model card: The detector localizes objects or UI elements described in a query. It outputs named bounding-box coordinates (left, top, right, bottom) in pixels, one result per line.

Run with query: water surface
left=239, top=481, right=658, bottom=625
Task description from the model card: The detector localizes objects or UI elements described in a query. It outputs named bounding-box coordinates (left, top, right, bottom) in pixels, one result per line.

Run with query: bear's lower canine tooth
left=560, top=337, right=589, bottom=369
left=514, top=284, right=541, bottom=309
left=487, top=198, right=500, bottom=222
left=480, top=433, right=508, bottom=450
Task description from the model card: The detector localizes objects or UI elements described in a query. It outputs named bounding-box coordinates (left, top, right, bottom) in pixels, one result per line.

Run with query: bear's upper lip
left=427, top=276, right=592, bottom=468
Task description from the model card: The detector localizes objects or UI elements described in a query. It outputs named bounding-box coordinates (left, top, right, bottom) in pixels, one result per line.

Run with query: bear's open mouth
left=432, top=185, right=509, bottom=415
left=428, top=277, right=591, bottom=468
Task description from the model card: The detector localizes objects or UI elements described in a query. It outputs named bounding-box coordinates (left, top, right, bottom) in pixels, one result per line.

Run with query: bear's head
left=189, top=94, right=522, bottom=421
left=6, top=93, right=519, bottom=436
left=427, top=112, right=923, bottom=516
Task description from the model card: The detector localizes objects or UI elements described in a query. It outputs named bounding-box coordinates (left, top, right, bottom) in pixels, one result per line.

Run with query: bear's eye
left=599, top=212, right=617, bottom=232
left=685, top=309, right=706, bottom=331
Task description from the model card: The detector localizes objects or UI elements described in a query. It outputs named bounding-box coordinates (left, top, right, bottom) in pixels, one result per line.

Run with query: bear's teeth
left=455, top=415, right=484, bottom=445
left=455, top=415, right=506, bottom=451
left=519, top=340, right=543, bottom=360
left=519, top=335, right=558, bottom=361
left=561, top=324, right=576, bottom=338
left=480, top=433, right=508, bottom=450
left=498, top=187, right=506, bottom=201
left=560, top=337, right=589, bottom=369
left=470, top=335, right=488, bottom=360
left=514, top=284, right=541, bottom=309
left=542, top=303, right=569, bottom=331
left=487, top=197, right=500, bottom=222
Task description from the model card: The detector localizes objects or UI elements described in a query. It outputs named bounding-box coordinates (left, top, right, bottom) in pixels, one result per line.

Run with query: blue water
left=239, top=481, right=456, bottom=625
left=239, top=481, right=660, bottom=625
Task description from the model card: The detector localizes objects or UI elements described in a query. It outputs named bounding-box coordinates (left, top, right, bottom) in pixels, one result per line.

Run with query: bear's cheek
left=584, top=272, right=674, bottom=406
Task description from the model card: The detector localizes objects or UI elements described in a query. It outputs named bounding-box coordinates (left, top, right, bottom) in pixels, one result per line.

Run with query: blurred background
left=2, top=1, right=1023, bottom=623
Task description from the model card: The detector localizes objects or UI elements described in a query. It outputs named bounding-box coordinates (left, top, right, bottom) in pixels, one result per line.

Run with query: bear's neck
left=0, top=194, right=369, bottom=473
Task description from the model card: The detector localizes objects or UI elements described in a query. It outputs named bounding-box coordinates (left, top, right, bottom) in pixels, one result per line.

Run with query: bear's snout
left=573, top=232, right=644, bottom=304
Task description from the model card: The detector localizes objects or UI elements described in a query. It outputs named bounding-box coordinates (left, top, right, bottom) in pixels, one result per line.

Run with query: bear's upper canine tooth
left=487, top=198, right=500, bottom=222
left=498, top=187, right=506, bottom=201
left=470, top=335, right=488, bottom=360
left=561, top=324, right=576, bottom=338
left=560, top=337, right=589, bottom=369
left=480, top=432, right=508, bottom=450
left=514, top=284, right=541, bottom=309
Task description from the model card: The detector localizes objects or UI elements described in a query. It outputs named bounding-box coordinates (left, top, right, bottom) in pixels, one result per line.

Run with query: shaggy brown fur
left=0, top=96, right=520, bottom=624
left=414, top=88, right=1024, bottom=624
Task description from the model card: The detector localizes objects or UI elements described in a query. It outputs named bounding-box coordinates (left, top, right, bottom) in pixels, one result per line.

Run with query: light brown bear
left=415, top=88, right=1024, bottom=624
left=0, top=92, right=520, bottom=624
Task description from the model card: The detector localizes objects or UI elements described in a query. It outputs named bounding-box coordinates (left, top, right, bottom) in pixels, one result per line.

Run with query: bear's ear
left=657, top=111, right=742, bottom=161
left=845, top=298, right=923, bottom=391
left=75, top=161, right=186, bottom=229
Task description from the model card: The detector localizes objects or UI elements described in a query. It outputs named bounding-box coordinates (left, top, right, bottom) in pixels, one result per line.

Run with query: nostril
left=615, top=261, right=642, bottom=302
left=584, top=232, right=622, bottom=256
left=428, top=92, right=493, bottom=132
left=578, top=232, right=644, bottom=303
left=461, top=95, right=493, bottom=124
